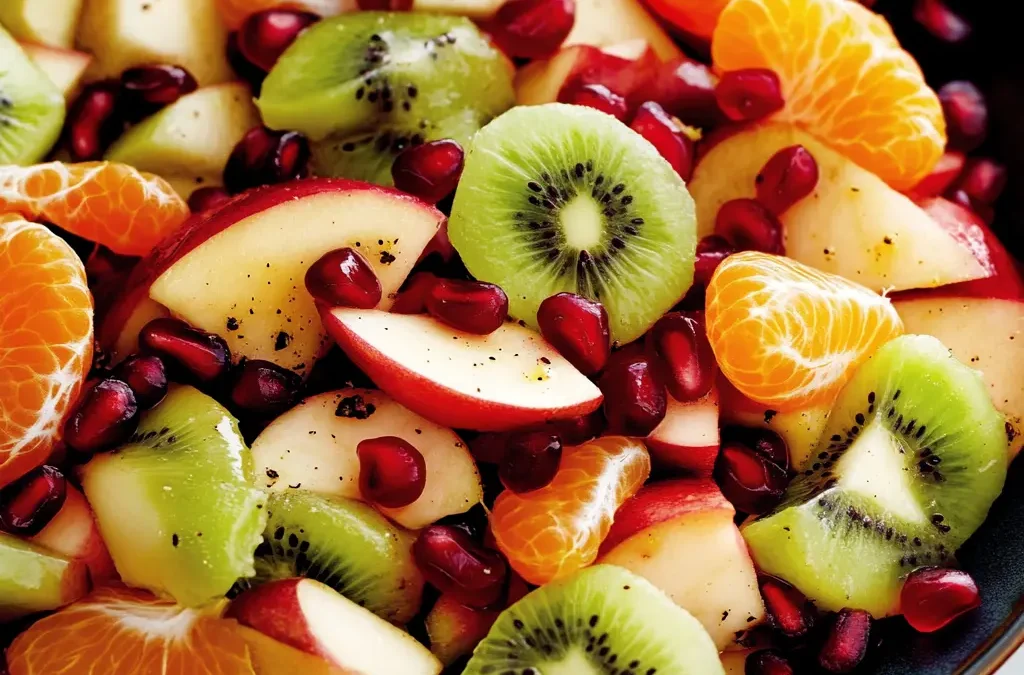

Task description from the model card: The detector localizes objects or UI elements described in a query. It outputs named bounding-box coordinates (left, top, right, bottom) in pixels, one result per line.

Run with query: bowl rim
left=962, top=603, right=1024, bottom=674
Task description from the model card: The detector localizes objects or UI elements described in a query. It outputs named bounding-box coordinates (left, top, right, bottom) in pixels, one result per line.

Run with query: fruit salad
left=0, top=0, right=1018, bottom=673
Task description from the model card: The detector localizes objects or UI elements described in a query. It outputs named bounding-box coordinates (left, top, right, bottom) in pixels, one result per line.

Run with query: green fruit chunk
left=80, top=385, right=267, bottom=607
left=743, top=335, right=1008, bottom=616
left=448, top=103, right=697, bottom=346
left=466, top=565, right=723, bottom=674
left=0, top=25, right=65, bottom=164
left=240, top=490, right=425, bottom=624
left=0, top=532, right=88, bottom=621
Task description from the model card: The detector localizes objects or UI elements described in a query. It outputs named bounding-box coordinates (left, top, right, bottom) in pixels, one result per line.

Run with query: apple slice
left=565, top=0, right=681, bottom=60
left=514, top=40, right=657, bottom=107
left=28, top=484, right=116, bottom=584
left=598, top=479, right=765, bottom=649
left=0, top=0, right=82, bottom=48
left=425, top=594, right=499, bottom=666
left=236, top=626, right=345, bottom=675
left=251, top=388, right=481, bottom=529
left=322, top=309, right=603, bottom=431
left=228, top=578, right=443, bottom=675
left=689, top=124, right=988, bottom=291
left=647, top=387, right=720, bottom=474
left=18, top=42, right=91, bottom=99
left=721, top=650, right=753, bottom=674
left=411, top=0, right=504, bottom=18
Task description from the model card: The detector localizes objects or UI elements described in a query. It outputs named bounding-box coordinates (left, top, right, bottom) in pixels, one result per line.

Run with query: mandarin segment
left=705, top=251, right=903, bottom=412
left=490, top=436, right=650, bottom=585
left=0, top=215, right=93, bottom=489
left=711, top=0, right=945, bottom=190
left=0, top=162, right=189, bottom=256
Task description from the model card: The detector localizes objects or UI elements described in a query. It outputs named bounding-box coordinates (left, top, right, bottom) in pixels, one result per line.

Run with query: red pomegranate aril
left=759, top=576, right=815, bottom=637
left=953, top=158, right=1007, bottom=205
left=392, top=139, right=465, bottom=204
left=561, top=83, right=629, bottom=121
left=187, top=186, right=233, bottom=213
left=913, top=0, right=971, bottom=44
left=721, top=425, right=789, bottom=474
left=229, top=359, right=302, bottom=415
left=413, top=525, right=509, bottom=607
left=391, top=272, right=439, bottom=315
left=426, top=279, right=509, bottom=335
left=139, top=318, right=231, bottom=383
left=652, top=58, right=721, bottom=128
left=630, top=101, right=694, bottom=181
left=488, top=0, right=575, bottom=60
left=112, top=354, right=168, bottom=410
left=468, top=432, right=509, bottom=464
left=226, top=32, right=267, bottom=91
left=66, top=81, right=124, bottom=161
left=546, top=410, right=605, bottom=445
left=910, top=151, right=966, bottom=198
left=755, top=145, right=819, bottom=215
left=63, top=378, right=140, bottom=455
left=499, top=432, right=563, bottom=494
left=357, top=0, right=413, bottom=9
left=0, top=466, right=67, bottom=536
left=599, top=353, right=667, bottom=436
left=715, top=69, right=784, bottom=122
left=900, top=567, right=981, bottom=633
left=714, top=442, right=788, bottom=514
left=536, top=292, right=610, bottom=375
left=120, top=64, right=197, bottom=120
left=715, top=198, right=784, bottom=254
left=746, top=650, right=795, bottom=675
left=645, top=311, right=715, bottom=403
left=819, top=609, right=872, bottom=673
left=304, top=247, right=382, bottom=309
left=223, top=126, right=310, bottom=194
left=357, top=436, right=427, bottom=508
left=694, top=235, right=736, bottom=288
left=939, top=81, right=987, bottom=151
left=238, top=10, right=320, bottom=72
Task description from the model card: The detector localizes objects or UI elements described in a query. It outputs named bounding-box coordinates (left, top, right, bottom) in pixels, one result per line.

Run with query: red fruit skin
left=630, top=101, right=694, bottom=181
left=0, top=466, right=67, bottom=536
left=357, top=0, right=413, bottom=8
left=952, top=158, right=1007, bottom=205
left=715, top=69, right=785, bottom=122
left=746, top=650, right=795, bottom=675
left=187, top=186, right=233, bottom=213
left=425, top=279, right=509, bottom=335
left=139, top=318, right=231, bottom=383
left=120, top=64, right=197, bottom=120
left=713, top=442, right=788, bottom=515
left=560, top=83, right=629, bottom=121
left=914, top=0, right=971, bottom=44
left=645, top=311, right=715, bottom=403
left=715, top=198, right=784, bottom=254
left=304, top=247, right=382, bottom=309
left=818, top=609, right=872, bottom=673
left=223, top=127, right=310, bottom=194
left=693, top=235, right=736, bottom=289
left=599, top=352, right=667, bottom=437
left=938, top=81, right=987, bottom=150
left=226, top=32, right=267, bottom=92
left=238, top=10, right=320, bottom=72
left=759, top=576, right=815, bottom=637
left=392, top=140, right=465, bottom=204
left=226, top=579, right=319, bottom=654
left=229, top=359, right=302, bottom=415
left=63, top=379, right=140, bottom=455
left=755, top=145, right=819, bottom=215
left=357, top=436, right=427, bottom=509
left=66, top=81, right=124, bottom=161
left=536, top=292, right=610, bottom=376
left=721, top=425, right=790, bottom=474
left=651, top=58, right=722, bottom=128
left=487, top=0, right=576, bottom=60
left=900, top=567, right=981, bottom=633
left=555, top=43, right=659, bottom=114
left=112, top=354, right=168, bottom=410
left=498, top=432, right=562, bottom=494
left=390, top=272, right=439, bottom=315
left=907, top=151, right=965, bottom=199
left=413, top=525, right=509, bottom=608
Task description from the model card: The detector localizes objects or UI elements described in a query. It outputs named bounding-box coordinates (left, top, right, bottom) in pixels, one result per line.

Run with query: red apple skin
left=29, top=485, right=117, bottom=584
left=226, top=578, right=321, bottom=656
left=599, top=478, right=733, bottom=556
left=646, top=389, right=720, bottom=475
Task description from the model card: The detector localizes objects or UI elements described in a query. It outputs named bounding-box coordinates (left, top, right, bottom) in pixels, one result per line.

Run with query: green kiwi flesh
left=465, top=564, right=724, bottom=675
left=0, top=25, right=65, bottom=164
left=0, top=533, right=82, bottom=621
left=743, top=335, right=1008, bottom=616
left=78, top=385, right=267, bottom=607
left=448, top=103, right=697, bottom=346
left=240, top=490, right=424, bottom=624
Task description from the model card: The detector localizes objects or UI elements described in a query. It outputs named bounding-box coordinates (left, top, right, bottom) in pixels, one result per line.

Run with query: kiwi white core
left=560, top=196, right=604, bottom=251
left=836, top=422, right=926, bottom=524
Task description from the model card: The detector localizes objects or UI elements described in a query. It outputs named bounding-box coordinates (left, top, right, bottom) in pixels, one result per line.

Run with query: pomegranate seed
left=715, top=69, right=784, bottom=122
left=229, top=359, right=302, bottom=414
left=357, top=436, right=427, bottom=508
left=187, top=186, right=233, bottom=213
left=652, top=59, right=721, bottom=128
left=546, top=410, right=605, bottom=445
left=468, top=432, right=509, bottom=464
left=304, top=247, right=382, bottom=309
left=239, top=10, right=320, bottom=72
left=488, top=0, right=575, bottom=60
left=536, top=292, right=610, bottom=375
left=66, top=81, right=124, bottom=161
left=939, top=81, right=987, bottom=151
left=63, top=378, right=139, bottom=455
left=910, top=151, right=966, bottom=198
left=391, top=139, right=465, bottom=204
left=112, top=354, right=168, bottom=410
left=713, top=442, right=788, bottom=514
left=0, top=466, right=66, bottom=536
left=645, top=311, right=715, bottom=403
left=599, top=352, right=666, bottom=436
left=900, top=567, right=981, bottom=633
left=953, top=158, right=1007, bottom=205
left=755, top=145, right=819, bottom=215
left=499, top=432, right=562, bottom=493
left=760, top=576, right=815, bottom=637
left=139, top=318, right=231, bottom=383
left=693, top=235, right=736, bottom=288
left=721, top=425, right=789, bottom=474
left=561, top=83, right=629, bottom=121
left=413, top=525, right=508, bottom=608
left=120, top=64, right=197, bottom=120
left=715, top=198, right=784, bottom=254
left=630, top=101, right=694, bottom=181
left=226, top=32, right=267, bottom=92
left=391, top=272, right=438, bottom=315
left=357, top=0, right=412, bottom=8
left=417, top=223, right=455, bottom=265
left=426, top=279, right=509, bottom=335
left=746, top=650, right=795, bottom=675
left=913, top=0, right=971, bottom=43
left=819, top=609, right=872, bottom=673
left=223, top=126, right=310, bottom=194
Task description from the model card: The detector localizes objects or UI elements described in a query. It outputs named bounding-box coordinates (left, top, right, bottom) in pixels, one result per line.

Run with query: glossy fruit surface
left=425, top=279, right=509, bottom=335
left=714, top=441, right=788, bottom=514
left=488, top=0, right=575, bottom=59
left=900, top=567, right=981, bottom=633
left=644, top=0, right=729, bottom=40
left=63, top=379, right=139, bottom=455
left=304, top=247, right=382, bottom=309
left=818, top=609, right=871, bottom=673
left=120, top=65, right=198, bottom=120
left=759, top=575, right=815, bottom=637
left=413, top=525, right=508, bottom=608
left=714, top=199, right=783, bottom=254
left=913, top=0, right=971, bottom=43
left=645, top=311, right=715, bottom=402
left=755, top=145, right=819, bottom=214
left=715, top=69, right=785, bottom=122
left=560, top=83, right=629, bottom=121
left=630, top=101, right=694, bottom=181
left=693, top=235, right=735, bottom=287
left=938, top=81, right=987, bottom=151
left=187, top=187, right=233, bottom=213
left=223, top=127, right=309, bottom=194
left=65, top=82, right=123, bottom=161
left=358, top=436, right=428, bottom=508
left=0, top=466, right=66, bottom=536
left=228, top=359, right=301, bottom=414
left=112, top=355, right=168, bottom=410
left=536, top=292, right=610, bottom=375
left=238, top=10, right=320, bottom=72
left=391, top=140, right=464, bottom=204
left=139, top=319, right=231, bottom=384
left=598, top=353, right=667, bottom=436
left=498, top=432, right=562, bottom=494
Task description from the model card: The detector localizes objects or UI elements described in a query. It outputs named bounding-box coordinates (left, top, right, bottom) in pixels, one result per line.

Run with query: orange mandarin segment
left=705, top=251, right=903, bottom=412
left=0, top=162, right=189, bottom=256
left=711, top=0, right=945, bottom=190
left=0, top=215, right=92, bottom=489
left=490, top=436, right=650, bottom=585
left=6, top=585, right=256, bottom=675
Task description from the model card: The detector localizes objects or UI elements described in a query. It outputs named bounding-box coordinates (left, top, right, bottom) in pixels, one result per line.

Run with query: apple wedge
left=689, top=124, right=988, bottom=291
left=18, top=42, right=91, bottom=99
left=228, top=578, right=443, bottom=675
left=322, top=309, right=603, bottom=431
left=412, top=0, right=504, bottom=18
left=647, top=387, right=720, bottom=475
left=598, top=479, right=765, bottom=649
left=28, top=484, right=116, bottom=584
left=251, top=388, right=481, bottom=529
left=514, top=40, right=657, bottom=107
left=565, top=0, right=681, bottom=60
left=0, top=0, right=82, bottom=48
left=425, top=594, right=499, bottom=666
left=238, top=626, right=346, bottom=675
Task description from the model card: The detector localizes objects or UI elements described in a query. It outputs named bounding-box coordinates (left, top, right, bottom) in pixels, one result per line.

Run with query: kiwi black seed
left=0, top=27, right=65, bottom=164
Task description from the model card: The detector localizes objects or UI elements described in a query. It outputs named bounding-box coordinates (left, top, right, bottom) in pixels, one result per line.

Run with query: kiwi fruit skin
left=79, top=385, right=268, bottom=608
left=0, top=533, right=81, bottom=621
left=0, top=26, right=65, bottom=165
left=743, top=335, right=1008, bottom=617
left=448, top=103, right=697, bottom=346
left=465, top=564, right=724, bottom=674
left=243, top=490, right=425, bottom=624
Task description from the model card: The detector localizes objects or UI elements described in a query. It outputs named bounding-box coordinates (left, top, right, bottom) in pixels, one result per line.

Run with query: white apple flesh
left=647, top=388, right=720, bottom=475
left=18, top=42, right=91, bottom=99
left=0, top=0, right=82, bottom=48
left=565, top=0, right=682, bottom=60
left=28, top=484, right=117, bottom=584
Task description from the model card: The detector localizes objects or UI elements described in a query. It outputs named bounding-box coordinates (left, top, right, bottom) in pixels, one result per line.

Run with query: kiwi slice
left=0, top=533, right=85, bottom=621
left=448, top=103, right=697, bottom=346
left=240, top=490, right=425, bottom=624
left=79, top=385, right=268, bottom=608
left=465, top=564, right=723, bottom=674
left=743, top=335, right=1008, bottom=617
left=256, top=12, right=514, bottom=184
left=0, top=25, right=65, bottom=164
